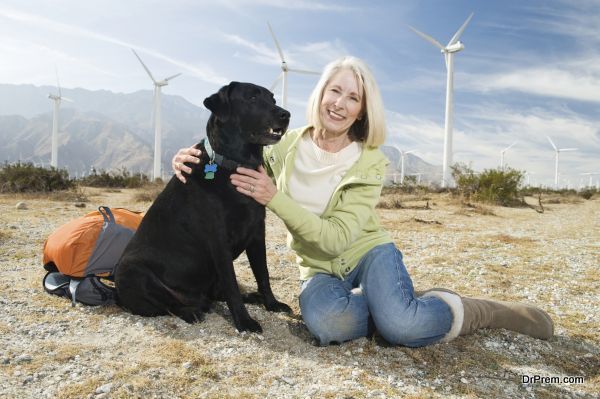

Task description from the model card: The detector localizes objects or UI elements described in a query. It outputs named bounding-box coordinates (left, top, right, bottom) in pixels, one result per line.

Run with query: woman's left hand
left=230, top=165, right=277, bottom=205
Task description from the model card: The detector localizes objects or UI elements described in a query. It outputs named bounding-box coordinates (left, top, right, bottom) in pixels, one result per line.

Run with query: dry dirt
left=0, top=187, right=598, bottom=398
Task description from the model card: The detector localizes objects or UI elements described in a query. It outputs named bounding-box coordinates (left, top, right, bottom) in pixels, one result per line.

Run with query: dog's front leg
left=245, top=223, right=292, bottom=314
left=217, top=256, right=263, bottom=333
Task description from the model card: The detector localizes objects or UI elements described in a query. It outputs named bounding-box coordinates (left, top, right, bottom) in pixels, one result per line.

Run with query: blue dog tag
left=204, top=163, right=218, bottom=180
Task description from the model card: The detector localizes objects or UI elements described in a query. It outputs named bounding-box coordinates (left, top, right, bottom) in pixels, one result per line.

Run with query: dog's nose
left=280, top=109, right=291, bottom=120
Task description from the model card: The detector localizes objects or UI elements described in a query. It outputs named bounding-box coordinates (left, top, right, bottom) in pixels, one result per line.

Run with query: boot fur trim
left=422, top=290, right=464, bottom=342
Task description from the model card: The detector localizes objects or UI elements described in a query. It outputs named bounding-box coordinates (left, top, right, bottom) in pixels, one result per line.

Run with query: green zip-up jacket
left=264, top=126, right=392, bottom=280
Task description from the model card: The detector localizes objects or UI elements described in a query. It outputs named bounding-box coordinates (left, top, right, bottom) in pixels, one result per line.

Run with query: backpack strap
left=98, top=206, right=116, bottom=227
left=69, top=280, right=82, bottom=307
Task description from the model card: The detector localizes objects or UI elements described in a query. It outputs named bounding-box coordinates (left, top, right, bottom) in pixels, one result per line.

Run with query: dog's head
left=203, top=82, right=290, bottom=147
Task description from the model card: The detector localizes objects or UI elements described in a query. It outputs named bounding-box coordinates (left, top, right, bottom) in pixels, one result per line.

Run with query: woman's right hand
left=172, top=146, right=202, bottom=183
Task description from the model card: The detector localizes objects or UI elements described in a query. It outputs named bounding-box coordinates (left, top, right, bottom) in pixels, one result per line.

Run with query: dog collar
left=200, top=138, right=242, bottom=179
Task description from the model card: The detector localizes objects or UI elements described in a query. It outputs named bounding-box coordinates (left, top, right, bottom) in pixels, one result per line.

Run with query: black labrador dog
left=115, top=82, right=291, bottom=332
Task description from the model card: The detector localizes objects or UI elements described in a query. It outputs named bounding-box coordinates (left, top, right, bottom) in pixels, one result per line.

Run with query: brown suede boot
left=460, top=297, right=554, bottom=339
left=417, top=288, right=554, bottom=341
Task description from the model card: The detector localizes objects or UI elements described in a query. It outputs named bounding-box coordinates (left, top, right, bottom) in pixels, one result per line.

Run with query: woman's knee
left=300, top=280, right=369, bottom=345
left=302, top=307, right=363, bottom=345
left=371, top=298, right=453, bottom=347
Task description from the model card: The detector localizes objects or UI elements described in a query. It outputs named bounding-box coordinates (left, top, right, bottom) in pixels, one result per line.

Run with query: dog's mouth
left=250, top=125, right=287, bottom=145
left=266, top=126, right=285, bottom=140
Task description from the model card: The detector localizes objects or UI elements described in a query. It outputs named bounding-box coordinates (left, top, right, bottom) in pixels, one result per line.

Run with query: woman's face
left=319, top=68, right=364, bottom=136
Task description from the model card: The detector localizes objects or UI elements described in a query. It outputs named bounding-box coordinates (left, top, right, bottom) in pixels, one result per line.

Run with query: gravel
left=0, top=189, right=598, bottom=398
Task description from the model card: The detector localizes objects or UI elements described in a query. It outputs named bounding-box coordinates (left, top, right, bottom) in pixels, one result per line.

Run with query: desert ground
left=0, top=187, right=598, bottom=398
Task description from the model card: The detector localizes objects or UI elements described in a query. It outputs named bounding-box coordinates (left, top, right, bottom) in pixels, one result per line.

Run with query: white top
left=288, top=132, right=362, bottom=215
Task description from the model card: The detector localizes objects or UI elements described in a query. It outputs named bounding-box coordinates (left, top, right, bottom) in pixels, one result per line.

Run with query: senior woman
left=172, top=56, right=553, bottom=347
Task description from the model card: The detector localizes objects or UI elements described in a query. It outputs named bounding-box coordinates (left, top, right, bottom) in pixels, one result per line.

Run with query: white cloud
left=222, top=34, right=279, bottom=66
left=223, top=33, right=345, bottom=72
left=0, top=6, right=229, bottom=86
left=221, top=0, right=356, bottom=12
left=465, top=65, right=600, bottom=103
left=385, top=103, right=600, bottom=186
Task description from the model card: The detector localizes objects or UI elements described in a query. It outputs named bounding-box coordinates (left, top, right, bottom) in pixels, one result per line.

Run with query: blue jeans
left=299, top=243, right=453, bottom=347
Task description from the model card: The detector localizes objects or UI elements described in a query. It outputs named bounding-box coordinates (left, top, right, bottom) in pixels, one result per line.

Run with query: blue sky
left=1, top=0, right=599, bottom=187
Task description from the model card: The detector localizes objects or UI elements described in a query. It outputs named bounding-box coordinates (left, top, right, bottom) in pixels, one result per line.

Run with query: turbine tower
left=409, top=12, right=474, bottom=188
left=48, top=69, right=72, bottom=168
left=267, top=22, right=319, bottom=108
left=132, top=49, right=181, bottom=180
left=547, top=136, right=577, bottom=189
left=500, top=141, right=517, bottom=170
left=395, top=147, right=415, bottom=185
left=581, top=172, right=600, bottom=188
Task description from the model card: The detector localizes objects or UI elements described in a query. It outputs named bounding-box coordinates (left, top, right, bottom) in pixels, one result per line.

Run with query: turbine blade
left=132, top=49, right=157, bottom=83
left=287, top=67, right=321, bottom=75
left=546, top=136, right=557, bottom=151
left=559, top=148, right=578, bottom=152
left=448, top=12, right=474, bottom=46
left=408, top=26, right=444, bottom=50
left=61, top=97, right=74, bottom=103
left=270, top=73, right=282, bottom=92
left=504, top=141, right=517, bottom=151
left=164, top=73, right=182, bottom=82
left=267, top=22, right=286, bottom=62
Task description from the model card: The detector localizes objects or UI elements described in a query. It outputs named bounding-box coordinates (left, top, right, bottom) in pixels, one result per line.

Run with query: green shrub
left=451, top=162, right=524, bottom=206
left=579, top=188, right=596, bottom=200
left=80, top=167, right=150, bottom=188
left=0, top=162, right=74, bottom=193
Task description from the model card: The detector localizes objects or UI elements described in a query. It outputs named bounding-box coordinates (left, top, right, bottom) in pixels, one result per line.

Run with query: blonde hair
left=306, top=56, right=386, bottom=148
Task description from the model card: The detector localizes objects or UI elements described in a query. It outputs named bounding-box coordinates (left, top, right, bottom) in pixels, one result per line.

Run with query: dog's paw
left=176, top=307, right=205, bottom=324
left=265, top=300, right=293, bottom=314
left=236, top=317, right=263, bottom=333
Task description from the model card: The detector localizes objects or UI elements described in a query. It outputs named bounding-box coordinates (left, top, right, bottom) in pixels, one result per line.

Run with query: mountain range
left=0, top=84, right=440, bottom=183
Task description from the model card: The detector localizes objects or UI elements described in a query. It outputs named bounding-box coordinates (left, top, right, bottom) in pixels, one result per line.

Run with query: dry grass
left=131, top=183, right=166, bottom=203
left=7, top=186, right=90, bottom=203
left=488, top=233, right=536, bottom=245
left=0, top=190, right=598, bottom=398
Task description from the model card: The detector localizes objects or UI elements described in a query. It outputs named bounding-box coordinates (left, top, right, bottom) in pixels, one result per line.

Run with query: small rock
left=16, top=202, right=28, bottom=210
left=280, top=376, right=295, bottom=385
left=15, top=354, right=32, bottom=364
left=95, top=383, right=113, bottom=394
left=460, top=378, right=469, bottom=384
left=182, top=362, right=192, bottom=369
left=74, top=203, right=86, bottom=208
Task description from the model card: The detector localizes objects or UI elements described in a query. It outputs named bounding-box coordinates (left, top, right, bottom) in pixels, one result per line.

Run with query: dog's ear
left=204, top=82, right=238, bottom=122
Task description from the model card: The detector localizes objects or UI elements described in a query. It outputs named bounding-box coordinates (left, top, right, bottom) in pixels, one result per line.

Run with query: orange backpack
left=42, top=206, right=144, bottom=306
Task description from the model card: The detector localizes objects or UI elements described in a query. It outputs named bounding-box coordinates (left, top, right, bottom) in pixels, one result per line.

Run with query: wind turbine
left=523, top=171, right=535, bottom=187
left=48, top=69, right=73, bottom=169
left=267, top=22, right=320, bottom=109
left=581, top=172, right=600, bottom=188
left=547, top=136, right=577, bottom=189
left=132, top=49, right=181, bottom=180
left=395, top=147, right=416, bottom=185
left=409, top=12, right=474, bottom=188
left=500, top=141, right=517, bottom=171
